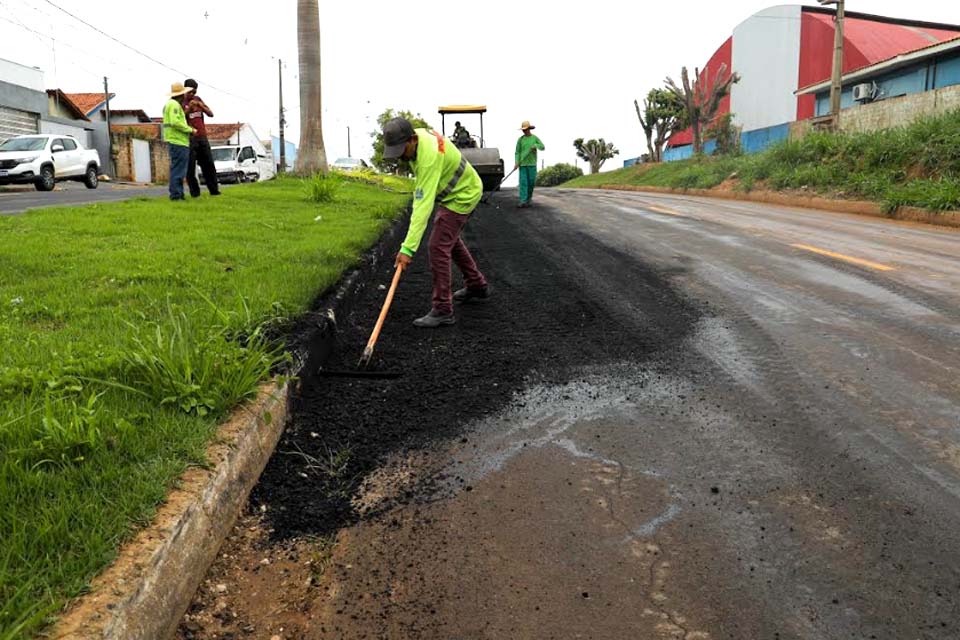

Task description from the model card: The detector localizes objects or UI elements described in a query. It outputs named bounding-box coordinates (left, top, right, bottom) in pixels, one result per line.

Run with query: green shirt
left=515, top=134, right=545, bottom=166
left=162, top=98, right=193, bottom=147
left=401, top=129, right=482, bottom=257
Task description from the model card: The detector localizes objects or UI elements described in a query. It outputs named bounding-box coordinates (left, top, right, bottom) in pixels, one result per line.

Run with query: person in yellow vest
left=161, top=82, right=195, bottom=201
left=382, top=117, right=491, bottom=328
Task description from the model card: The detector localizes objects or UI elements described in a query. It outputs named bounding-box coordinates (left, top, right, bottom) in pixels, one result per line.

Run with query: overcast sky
left=2, top=0, right=959, bottom=174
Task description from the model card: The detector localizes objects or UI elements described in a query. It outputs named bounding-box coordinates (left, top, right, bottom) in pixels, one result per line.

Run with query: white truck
left=0, top=134, right=101, bottom=191
left=207, top=144, right=275, bottom=184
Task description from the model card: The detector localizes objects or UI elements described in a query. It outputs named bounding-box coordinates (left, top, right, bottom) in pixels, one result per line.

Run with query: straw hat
left=520, top=120, right=535, bottom=131
left=168, top=82, right=190, bottom=98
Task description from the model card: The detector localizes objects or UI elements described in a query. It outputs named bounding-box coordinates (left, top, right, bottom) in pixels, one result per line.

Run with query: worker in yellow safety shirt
left=381, top=117, right=491, bottom=328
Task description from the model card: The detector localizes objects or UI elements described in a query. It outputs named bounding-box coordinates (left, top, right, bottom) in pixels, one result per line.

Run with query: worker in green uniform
left=515, top=120, right=545, bottom=208
left=382, top=117, right=490, bottom=328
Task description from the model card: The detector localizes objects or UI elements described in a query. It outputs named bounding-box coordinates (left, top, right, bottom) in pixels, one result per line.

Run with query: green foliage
left=305, top=172, right=344, bottom=203
left=338, top=168, right=414, bottom=194
left=705, top=113, right=742, bottom=156
left=122, top=306, right=282, bottom=418
left=573, top=138, right=620, bottom=174
left=8, top=393, right=107, bottom=470
left=636, top=88, right=687, bottom=162
left=563, top=107, right=960, bottom=213
left=536, top=163, right=583, bottom=187
left=370, top=108, right=431, bottom=172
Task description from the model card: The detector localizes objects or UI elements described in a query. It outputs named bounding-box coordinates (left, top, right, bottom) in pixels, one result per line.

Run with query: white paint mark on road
left=627, top=503, right=683, bottom=540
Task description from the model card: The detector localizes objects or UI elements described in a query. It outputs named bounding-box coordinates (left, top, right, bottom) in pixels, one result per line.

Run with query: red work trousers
left=428, top=207, right=487, bottom=316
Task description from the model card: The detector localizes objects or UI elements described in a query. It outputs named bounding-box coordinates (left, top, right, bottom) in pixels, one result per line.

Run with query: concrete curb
left=48, top=211, right=408, bottom=640
left=594, top=184, right=960, bottom=230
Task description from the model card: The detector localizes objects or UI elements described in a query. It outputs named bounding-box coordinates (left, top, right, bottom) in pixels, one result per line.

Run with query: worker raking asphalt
left=247, top=191, right=701, bottom=539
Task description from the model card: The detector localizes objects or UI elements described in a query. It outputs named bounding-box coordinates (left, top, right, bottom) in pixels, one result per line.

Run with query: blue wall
left=935, top=55, right=960, bottom=89
left=623, top=157, right=640, bottom=168
left=740, top=123, right=790, bottom=154
left=663, top=122, right=788, bottom=162
left=664, top=142, right=718, bottom=162
left=815, top=50, right=960, bottom=116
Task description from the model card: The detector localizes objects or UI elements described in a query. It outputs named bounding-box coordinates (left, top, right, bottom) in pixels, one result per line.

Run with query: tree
left=634, top=88, right=686, bottom=163
left=296, top=0, right=328, bottom=175
left=705, top=113, right=742, bottom=156
left=665, top=64, right=741, bottom=155
left=573, top=138, right=619, bottom=174
left=369, top=108, right=431, bottom=172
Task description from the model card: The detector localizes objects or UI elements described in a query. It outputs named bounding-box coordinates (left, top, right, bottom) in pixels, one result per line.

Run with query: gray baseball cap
left=382, top=117, right=415, bottom=160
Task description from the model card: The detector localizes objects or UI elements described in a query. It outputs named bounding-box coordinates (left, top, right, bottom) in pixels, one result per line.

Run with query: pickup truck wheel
left=83, top=166, right=99, bottom=189
left=35, top=166, right=55, bottom=192
left=236, top=172, right=246, bottom=183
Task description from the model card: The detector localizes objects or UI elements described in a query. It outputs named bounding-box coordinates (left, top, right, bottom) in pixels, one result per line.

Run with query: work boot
left=413, top=310, right=456, bottom=328
left=453, top=285, right=492, bottom=303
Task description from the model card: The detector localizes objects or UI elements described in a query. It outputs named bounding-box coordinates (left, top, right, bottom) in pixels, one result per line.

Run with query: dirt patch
left=178, top=193, right=703, bottom=638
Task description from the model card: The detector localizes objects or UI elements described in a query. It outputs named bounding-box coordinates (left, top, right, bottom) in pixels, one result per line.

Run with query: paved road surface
left=0, top=182, right=168, bottom=215
left=181, top=188, right=960, bottom=640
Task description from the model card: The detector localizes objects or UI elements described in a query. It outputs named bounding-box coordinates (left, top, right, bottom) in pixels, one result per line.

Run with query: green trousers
left=519, top=165, right=537, bottom=203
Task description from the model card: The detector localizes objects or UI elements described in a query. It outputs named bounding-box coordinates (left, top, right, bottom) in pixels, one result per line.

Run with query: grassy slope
left=0, top=176, right=410, bottom=638
left=562, top=108, right=960, bottom=213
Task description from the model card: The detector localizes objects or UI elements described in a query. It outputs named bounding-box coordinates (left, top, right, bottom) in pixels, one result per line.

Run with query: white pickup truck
left=207, top=145, right=275, bottom=184
left=0, top=134, right=101, bottom=191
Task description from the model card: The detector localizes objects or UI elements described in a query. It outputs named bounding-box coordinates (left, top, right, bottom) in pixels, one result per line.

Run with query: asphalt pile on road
left=249, top=196, right=702, bottom=540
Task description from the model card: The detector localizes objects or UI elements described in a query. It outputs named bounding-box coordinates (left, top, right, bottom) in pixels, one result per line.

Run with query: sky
left=2, top=0, right=959, bottom=177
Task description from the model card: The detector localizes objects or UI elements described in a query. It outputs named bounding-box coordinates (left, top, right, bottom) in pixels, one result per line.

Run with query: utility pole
left=278, top=59, right=286, bottom=172
left=103, top=76, right=113, bottom=177
left=347, top=126, right=351, bottom=158
left=819, top=0, right=846, bottom=122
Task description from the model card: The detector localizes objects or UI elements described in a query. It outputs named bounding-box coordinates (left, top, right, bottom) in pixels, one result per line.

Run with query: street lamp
left=818, top=0, right=846, bottom=121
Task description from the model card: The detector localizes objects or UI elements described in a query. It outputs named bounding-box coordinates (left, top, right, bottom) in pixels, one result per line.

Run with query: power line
left=40, top=0, right=258, bottom=105
left=0, top=13, right=102, bottom=81
left=3, top=0, right=142, bottom=78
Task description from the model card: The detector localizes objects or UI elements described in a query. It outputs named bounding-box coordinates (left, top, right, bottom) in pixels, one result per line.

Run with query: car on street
left=206, top=145, right=275, bottom=184
left=0, top=134, right=101, bottom=191
left=332, top=157, right=370, bottom=172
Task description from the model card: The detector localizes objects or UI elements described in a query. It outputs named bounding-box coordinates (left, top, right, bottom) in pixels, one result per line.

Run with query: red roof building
left=63, top=92, right=115, bottom=117
left=666, top=5, right=960, bottom=156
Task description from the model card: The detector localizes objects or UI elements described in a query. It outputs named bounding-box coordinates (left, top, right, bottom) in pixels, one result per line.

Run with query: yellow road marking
left=791, top=243, right=895, bottom=272
left=644, top=204, right=686, bottom=217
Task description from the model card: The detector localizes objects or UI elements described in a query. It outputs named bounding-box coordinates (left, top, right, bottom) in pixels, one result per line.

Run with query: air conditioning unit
left=852, top=83, right=876, bottom=103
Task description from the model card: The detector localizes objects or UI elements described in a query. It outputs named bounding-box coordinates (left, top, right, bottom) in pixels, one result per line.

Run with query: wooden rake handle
left=359, top=264, right=404, bottom=366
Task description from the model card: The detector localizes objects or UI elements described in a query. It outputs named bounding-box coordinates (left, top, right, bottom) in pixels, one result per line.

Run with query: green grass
left=0, top=175, right=410, bottom=638
left=562, top=108, right=960, bottom=213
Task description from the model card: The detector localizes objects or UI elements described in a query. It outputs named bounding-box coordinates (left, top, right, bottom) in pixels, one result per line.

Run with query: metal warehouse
left=666, top=4, right=960, bottom=160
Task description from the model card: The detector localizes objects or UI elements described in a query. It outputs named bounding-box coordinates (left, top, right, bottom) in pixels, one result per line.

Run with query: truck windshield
left=212, top=148, right=237, bottom=162
left=0, top=137, right=47, bottom=152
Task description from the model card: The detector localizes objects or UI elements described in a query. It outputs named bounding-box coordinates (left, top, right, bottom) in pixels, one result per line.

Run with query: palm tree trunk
left=296, top=0, right=328, bottom=175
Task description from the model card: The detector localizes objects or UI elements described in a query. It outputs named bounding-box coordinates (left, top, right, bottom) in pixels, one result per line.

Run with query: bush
left=305, top=172, right=343, bottom=203
left=536, top=163, right=584, bottom=187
